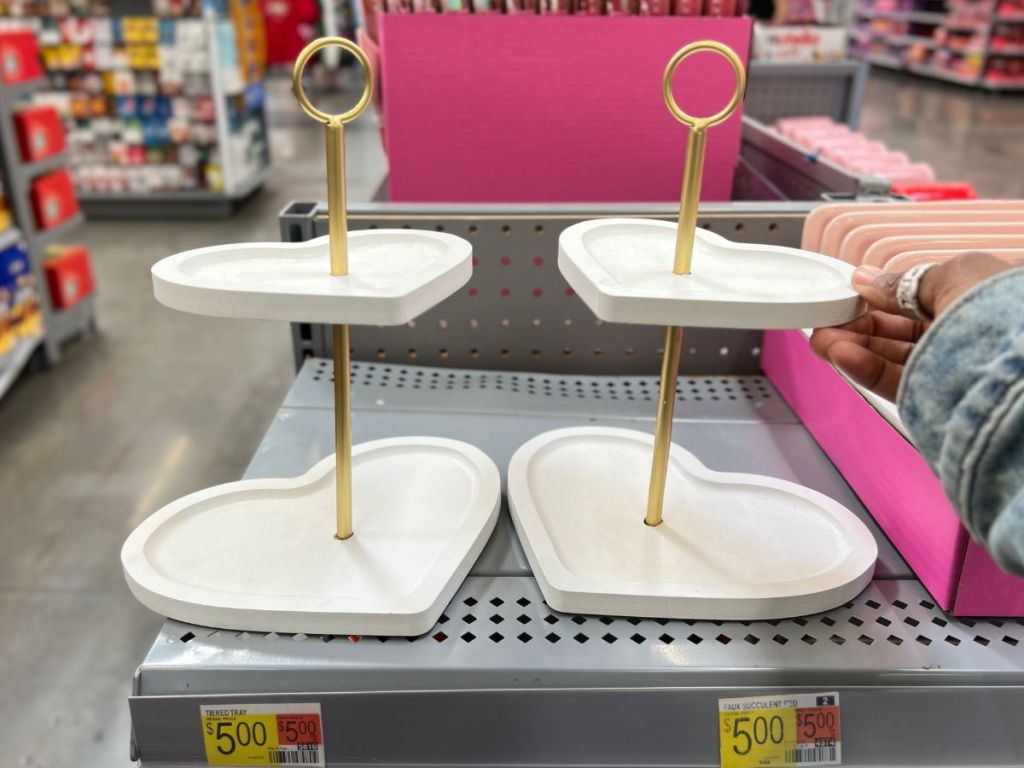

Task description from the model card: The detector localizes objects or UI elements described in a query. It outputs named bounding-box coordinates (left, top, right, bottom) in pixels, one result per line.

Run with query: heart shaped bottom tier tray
left=508, top=427, right=878, bottom=620
left=122, top=437, right=501, bottom=636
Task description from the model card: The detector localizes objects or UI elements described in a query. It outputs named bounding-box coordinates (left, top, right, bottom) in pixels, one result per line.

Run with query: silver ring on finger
left=895, top=262, right=938, bottom=323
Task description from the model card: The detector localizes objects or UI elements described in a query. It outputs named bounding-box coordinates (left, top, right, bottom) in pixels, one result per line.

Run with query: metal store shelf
left=907, top=63, right=982, bottom=86
left=47, top=294, right=95, bottom=347
left=22, top=150, right=70, bottom=178
left=77, top=163, right=267, bottom=219
left=746, top=60, right=868, bottom=129
left=862, top=53, right=907, bottom=70
left=0, top=79, right=92, bottom=366
left=855, top=8, right=947, bottom=23
left=28, top=211, right=84, bottom=248
left=129, top=359, right=1024, bottom=767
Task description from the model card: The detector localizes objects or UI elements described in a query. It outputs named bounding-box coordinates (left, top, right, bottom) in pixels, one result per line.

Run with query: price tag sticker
left=719, top=692, right=841, bottom=767
left=200, top=703, right=324, bottom=766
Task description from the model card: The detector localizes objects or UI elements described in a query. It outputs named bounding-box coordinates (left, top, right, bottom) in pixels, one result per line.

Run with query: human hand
left=810, top=251, right=1015, bottom=401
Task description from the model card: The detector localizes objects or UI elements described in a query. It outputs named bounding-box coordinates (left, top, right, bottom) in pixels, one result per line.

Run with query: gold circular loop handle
left=292, top=37, right=374, bottom=125
left=662, top=40, right=746, bottom=131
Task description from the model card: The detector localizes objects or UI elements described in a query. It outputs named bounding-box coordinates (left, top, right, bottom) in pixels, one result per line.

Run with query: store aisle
left=860, top=69, right=1024, bottom=199
left=0, top=66, right=1019, bottom=768
left=0, top=77, right=386, bottom=768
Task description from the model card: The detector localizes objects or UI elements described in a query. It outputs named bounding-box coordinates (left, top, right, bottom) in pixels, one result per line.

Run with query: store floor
left=0, top=68, right=1019, bottom=767
left=860, top=69, right=1024, bottom=198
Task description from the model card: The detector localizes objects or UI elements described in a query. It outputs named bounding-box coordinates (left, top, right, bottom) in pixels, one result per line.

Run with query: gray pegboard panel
left=746, top=60, right=868, bottom=128
left=284, top=202, right=812, bottom=375
left=285, top=360, right=793, bottom=422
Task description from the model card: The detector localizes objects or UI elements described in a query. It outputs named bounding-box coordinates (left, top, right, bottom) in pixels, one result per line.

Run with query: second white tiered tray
left=123, top=438, right=500, bottom=635
left=559, top=218, right=863, bottom=328
left=508, top=427, right=878, bottom=620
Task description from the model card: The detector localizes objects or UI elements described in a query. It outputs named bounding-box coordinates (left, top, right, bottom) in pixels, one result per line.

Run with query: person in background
left=810, top=253, right=1024, bottom=578
left=747, top=0, right=788, bottom=22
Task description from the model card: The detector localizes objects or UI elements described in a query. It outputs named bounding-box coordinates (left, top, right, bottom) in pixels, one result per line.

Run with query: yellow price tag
left=719, top=692, right=841, bottom=767
left=199, top=703, right=324, bottom=766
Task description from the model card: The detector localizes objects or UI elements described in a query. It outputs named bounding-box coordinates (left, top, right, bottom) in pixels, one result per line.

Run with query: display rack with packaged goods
left=0, top=0, right=270, bottom=217
left=849, top=0, right=1024, bottom=89
left=0, top=28, right=94, bottom=399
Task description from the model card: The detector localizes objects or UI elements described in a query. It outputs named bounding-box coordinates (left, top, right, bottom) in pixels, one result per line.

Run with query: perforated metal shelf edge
left=130, top=363, right=1024, bottom=767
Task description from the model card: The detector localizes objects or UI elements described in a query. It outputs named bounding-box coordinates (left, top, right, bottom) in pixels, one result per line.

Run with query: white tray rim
left=151, top=230, right=472, bottom=326
left=508, top=426, right=878, bottom=620
left=558, top=218, right=864, bottom=329
left=122, top=436, right=501, bottom=635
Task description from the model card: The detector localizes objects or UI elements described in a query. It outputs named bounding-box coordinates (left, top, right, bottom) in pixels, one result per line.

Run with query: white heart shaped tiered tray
left=123, top=439, right=499, bottom=635
left=121, top=38, right=501, bottom=636
left=509, top=428, right=876, bottom=620
left=559, top=218, right=861, bottom=328
left=508, top=41, right=877, bottom=621
left=152, top=231, right=470, bottom=325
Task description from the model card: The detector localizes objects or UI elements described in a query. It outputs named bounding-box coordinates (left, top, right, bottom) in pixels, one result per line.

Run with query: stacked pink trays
left=801, top=200, right=1024, bottom=271
left=761, top=198, right=1024, bottom=617
left=774, top=116, right=936, bottom=185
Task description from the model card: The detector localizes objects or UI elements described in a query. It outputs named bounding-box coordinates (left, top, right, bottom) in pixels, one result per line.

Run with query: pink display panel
left=379, top=15, right=751, bottom=202
left=762, top=329, right=1024, bottom=615
left=955, top=542, right=1024, bottom=616
left=761, top=329, right=966, bottom=610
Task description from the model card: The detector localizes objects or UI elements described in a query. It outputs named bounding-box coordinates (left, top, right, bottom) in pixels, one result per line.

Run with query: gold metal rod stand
left=646, top=41, right=746, bottom=527
left=333, top=324, right=353, bottom=539
left=672, top=127, right=707, bottom=276
left=645, top=325, right=684, bottom=526
left=326, top=120, right=348, bottom=276
left=326, top=119, right=352, bottom=539
left=293, top=36, right=374, bottom=541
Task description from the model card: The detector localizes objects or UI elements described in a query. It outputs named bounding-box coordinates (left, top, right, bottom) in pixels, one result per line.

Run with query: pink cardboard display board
left=762, top=329, right=1024, bottom=616
left=378, top=15, right=752, bottom=202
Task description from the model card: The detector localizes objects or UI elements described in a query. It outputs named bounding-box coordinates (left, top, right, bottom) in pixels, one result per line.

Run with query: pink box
left=762, top=329, right=1024, bottom=616
left=379, top=15, right=752, bottom=202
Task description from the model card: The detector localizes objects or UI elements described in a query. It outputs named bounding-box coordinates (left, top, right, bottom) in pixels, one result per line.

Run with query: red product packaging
left=604, top=0, right=635, bottom=14
left=638, top=0, right=670, bottom=13
left=673, top=0, right=703, bottom=14
left=14, top=106, right=66, bottom=162
left=30, top=169, right=79, bottom=231
left=43, top=245, right=94, bottom=310
left=703, top=0, right=737, bottom=15
left=573, top=0, right=603, bottom=12
left=0, top=30, right=43, bottom=84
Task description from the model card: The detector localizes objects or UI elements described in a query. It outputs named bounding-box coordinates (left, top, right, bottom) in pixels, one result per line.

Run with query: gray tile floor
left=0, top=68, right=1020, bottom=767
left=860, top=69, right=1024, bottom=198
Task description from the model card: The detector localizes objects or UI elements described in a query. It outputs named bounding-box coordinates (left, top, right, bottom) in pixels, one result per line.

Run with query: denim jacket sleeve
left=897, top=267, right=1024, bottom=577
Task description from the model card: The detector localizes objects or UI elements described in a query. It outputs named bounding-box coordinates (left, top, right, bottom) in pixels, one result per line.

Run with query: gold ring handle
left=292, top=37, right=374, bottom=125
left=662, top=41, right=745, bottom=132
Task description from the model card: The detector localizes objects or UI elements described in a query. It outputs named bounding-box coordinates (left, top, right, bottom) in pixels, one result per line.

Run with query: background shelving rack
left=0, top=74, right=92, bottom=394
left=850, top=1, right=1024, bottom=90
left=72, top=5, right=270, bottom=218
left=3, top=1, right=270, bottom=219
